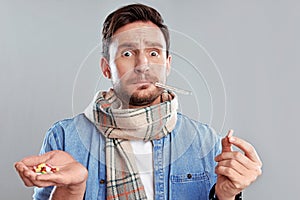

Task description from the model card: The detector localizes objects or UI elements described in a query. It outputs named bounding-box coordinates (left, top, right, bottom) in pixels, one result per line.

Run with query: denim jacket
left=33, top=113, right=221, bottom=200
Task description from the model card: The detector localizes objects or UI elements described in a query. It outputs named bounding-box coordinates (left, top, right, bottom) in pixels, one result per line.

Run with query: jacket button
left=99, top=179, right=106, bottom=184
left=187, top=174, right=192, bottom=179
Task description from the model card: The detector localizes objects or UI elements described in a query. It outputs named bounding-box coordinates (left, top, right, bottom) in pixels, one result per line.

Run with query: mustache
left=126, top=74, right=159, bottom=84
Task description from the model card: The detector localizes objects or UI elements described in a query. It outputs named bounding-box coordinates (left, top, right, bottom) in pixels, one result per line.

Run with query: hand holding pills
left=15, top=150, right=88, bottom=199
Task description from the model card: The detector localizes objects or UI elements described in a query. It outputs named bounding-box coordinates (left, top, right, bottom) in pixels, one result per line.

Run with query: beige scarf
left=84, top=89, right=178, bottom=199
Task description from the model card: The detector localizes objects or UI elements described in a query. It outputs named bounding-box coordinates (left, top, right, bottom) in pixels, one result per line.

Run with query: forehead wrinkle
left=144, top=41, right=164, bottom=49
left=118, top=42, right=138, bottom=49
left=117, top=40, right=164, bottom=50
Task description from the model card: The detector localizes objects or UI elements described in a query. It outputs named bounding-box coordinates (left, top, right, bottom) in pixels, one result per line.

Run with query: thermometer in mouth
left=154, top=82, right=192, bottom=95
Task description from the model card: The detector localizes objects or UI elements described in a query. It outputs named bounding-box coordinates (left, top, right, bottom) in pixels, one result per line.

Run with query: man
left=15, top=3, right=262, bottom=200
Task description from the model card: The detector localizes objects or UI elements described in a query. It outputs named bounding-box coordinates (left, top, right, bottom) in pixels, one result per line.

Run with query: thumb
left=221, top=129, right=234, bottom=152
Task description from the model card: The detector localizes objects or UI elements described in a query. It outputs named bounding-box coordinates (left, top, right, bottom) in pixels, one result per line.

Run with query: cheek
left=113, top=60, right=135, bottom=79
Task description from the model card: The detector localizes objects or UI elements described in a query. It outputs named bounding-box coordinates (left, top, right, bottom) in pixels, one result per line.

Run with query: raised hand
left=214, top=130, right=262, bottom=200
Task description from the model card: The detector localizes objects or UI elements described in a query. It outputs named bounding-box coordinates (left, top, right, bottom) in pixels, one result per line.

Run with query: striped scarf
left=84, top=89, right=178, bottom=200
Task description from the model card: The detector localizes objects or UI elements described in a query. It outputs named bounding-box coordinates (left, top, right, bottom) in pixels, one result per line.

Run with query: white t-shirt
left=130, top=140, right=154, bottom=200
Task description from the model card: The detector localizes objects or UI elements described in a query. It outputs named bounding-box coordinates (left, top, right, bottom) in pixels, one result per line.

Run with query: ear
left=166, top=55, right=172, bottom=76
left=100, top=57, right=111, bottom=79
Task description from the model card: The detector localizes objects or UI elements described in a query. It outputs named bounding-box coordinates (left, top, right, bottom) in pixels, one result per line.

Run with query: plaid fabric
left=84, top=89, right=178, bottom=200
left=105, top=139, right=147, bottom=200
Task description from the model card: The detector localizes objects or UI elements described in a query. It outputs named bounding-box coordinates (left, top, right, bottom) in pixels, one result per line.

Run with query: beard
left=128, top=86, right=162, bottom=106
left=113, top=75, right=164, bottom=107
left=114, top=84, right=163, bottom=107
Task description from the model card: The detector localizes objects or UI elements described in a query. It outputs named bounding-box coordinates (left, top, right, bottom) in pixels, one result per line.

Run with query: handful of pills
left=33, top=163, right=59, bottom=174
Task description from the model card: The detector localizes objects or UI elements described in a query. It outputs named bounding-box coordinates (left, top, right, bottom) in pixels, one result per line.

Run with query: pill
left=32, top=163, right=59, bottom=174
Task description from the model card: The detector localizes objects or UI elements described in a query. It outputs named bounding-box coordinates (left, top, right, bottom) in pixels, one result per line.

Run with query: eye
left=150, top=50, right=159, bottom=57
left=122, top=50, right=133, bottom=57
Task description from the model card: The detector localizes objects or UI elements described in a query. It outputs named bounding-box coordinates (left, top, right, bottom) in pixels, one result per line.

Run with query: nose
left=134, top=52, right=149, bottom=74
left=134, top=64, right=150, bottom=74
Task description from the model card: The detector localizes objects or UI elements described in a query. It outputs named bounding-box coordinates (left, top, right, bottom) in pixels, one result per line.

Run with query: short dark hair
left=102, top=3, right=170, bottom=61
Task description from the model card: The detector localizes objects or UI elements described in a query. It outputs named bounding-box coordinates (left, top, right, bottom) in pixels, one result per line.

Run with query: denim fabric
left=33, top=113, right=221, bottom=200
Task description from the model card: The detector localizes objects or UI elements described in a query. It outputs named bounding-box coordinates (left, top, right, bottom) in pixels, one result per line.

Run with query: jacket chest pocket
left=170, top=172, right=210, bottom=200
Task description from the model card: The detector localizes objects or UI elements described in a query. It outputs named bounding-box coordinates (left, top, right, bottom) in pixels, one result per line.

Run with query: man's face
left=106, top=21, right=171, bottom=107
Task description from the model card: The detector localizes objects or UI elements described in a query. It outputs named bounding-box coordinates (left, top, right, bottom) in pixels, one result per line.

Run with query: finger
left=215, top=151, right=259, bottom=171
left=22, top=165, right=58, bottom=187
left=15, top=162, right=28, bottom=172
left=36, top=172, right=62, bottom=182
left=222, top=129, right=234, bottom=153
left=21, top=153, right=52, bottom=166
left=15, top=162, right=57, bottom=188
left=23, top=167, right=39, bottom=180
left=15, top=162, right=32, bottom=181
left=19, top=174, right=35, bottom=187
left=228, top=136, right=262, bottom=165
left=36, top=171, right=73, bottom=187
left=216, top=159, right=249, bottom=176
left=30, top=178, right=58, bottom=188
left=15, top=162, right=35, bottom=187
left=215, top=165, right=243, bottom=182
left=36, top=166, right=74, bottom=184
left=227, top=129, right=234, bottom=138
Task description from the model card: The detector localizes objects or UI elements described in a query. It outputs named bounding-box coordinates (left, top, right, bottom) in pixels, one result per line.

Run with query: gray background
left=1, top=0, right=299, bottom=199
